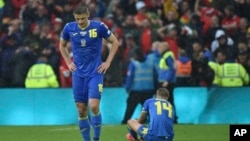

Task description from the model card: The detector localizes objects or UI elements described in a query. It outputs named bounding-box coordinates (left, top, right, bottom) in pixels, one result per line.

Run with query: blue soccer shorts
left=137, top=125, right=173, bottom=141
left=72, top=74, right=103, bottom=104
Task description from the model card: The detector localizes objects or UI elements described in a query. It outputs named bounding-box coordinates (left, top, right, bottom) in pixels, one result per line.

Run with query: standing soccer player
left=127, top=88, right=175, bottom=141
left=59, top=4, right=119, bottom=141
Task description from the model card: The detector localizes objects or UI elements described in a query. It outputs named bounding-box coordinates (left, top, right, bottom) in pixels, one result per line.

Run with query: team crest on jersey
left=80, top=31, right=87, bottom=36
left=80, top=39, right=86, bottom=47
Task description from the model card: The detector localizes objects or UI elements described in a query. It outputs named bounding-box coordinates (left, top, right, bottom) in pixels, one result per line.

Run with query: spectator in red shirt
left=157, top=23, right=179, bottom=59
left=134, top=1, right=149, bottom=28
left=221, top=5, right=241, bottom=36
left=140, top=19, right=153, bottom=55
left=194, top=0, right=221, bottom=35
left=11, top=0, right=26, bottom=18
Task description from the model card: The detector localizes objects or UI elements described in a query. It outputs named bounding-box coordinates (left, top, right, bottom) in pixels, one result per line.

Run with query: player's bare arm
left=98, top=33, right=119, bottom=74
left=59, top=39, right=76, bottom=71
left=127, top=111, right=147, bottom=133
left=137, top=111, right=147, bottom=124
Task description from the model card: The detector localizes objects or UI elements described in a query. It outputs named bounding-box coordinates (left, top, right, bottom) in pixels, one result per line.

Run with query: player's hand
left=98, top=62, right=110, bottom=74
left=162, top=81, right=168, bottom=87
left=68, top=63, right=76, bottom=72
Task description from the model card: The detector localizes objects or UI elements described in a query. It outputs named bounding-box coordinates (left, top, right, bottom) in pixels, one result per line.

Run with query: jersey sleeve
left=98, top=22, right=112, bottom=39
left=142, top=99, right=150, bottom=113
left=61, top=23, right=70, bottom=41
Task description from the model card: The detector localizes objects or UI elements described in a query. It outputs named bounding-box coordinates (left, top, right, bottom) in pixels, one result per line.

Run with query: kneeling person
left=127, top=88, right=175, bottom=141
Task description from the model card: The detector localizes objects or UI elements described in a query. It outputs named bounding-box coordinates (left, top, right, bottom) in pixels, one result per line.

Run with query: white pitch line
left=48, top=125, right=120, bottom=132
left=49, top=127, right=78, bottom=131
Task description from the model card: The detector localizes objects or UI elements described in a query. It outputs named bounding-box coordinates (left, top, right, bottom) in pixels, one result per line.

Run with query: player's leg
left=89, top=99, right=101, bottom=141
left=127, top=119, right=142, bottom=141
left=73, top=75, right=91, bottom=141
left=77, top=102, right=91, bottom=141
left=88, top=74, right=103, bottom=141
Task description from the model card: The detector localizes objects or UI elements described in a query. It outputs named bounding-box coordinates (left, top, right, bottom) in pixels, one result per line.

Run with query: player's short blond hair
left=156, top=88, right=169, bottom=98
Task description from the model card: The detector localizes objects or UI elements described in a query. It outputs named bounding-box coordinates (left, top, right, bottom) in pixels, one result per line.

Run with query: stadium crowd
left=0, top=0, right=250, bottom=88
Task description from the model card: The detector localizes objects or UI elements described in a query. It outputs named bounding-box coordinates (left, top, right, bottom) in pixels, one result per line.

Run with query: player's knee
left=89, top=105, right=99, bottom=115
left=78, top=109, right=88, bottom=117
left=89, top=99, right=100, bottom=114
left=77, top=106, right=88, bottom=117
left=127, top=119, right=136, bottom=125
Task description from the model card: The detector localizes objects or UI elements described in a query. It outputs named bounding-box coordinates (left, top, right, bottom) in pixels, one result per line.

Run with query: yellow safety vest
left=159, top=51, right=175, bottom=70
left=158, top=51, right=175, bottom=82
left=0, top=0, right=4, bottom=8
left=208, top=61, right=220, bottom=85
left=25, top=64, right=59, bottom=88
left=218, top=62, right=249, bottom=87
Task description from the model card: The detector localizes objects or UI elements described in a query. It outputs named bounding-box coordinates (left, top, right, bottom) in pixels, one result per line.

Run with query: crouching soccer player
left=127, top=88, right=175, bottom=141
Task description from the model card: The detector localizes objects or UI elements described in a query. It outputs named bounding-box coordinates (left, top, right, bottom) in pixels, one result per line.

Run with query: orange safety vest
left=176, top=60, right=192, bottom=76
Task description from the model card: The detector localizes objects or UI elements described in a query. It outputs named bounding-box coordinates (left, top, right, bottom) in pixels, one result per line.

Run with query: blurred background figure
left=0, top=0, right=4, bottom=18
left=157, top=23, right=179, bottom=59
left=211, top=29, right=237, bottom=61
left=10, top=45, right=37, bottom=87
left=190, top=39, right=214, bottom=87
left=175, top=48, right=192, bottom=87
left=122, top=48, right=155, bottom=124
left=145, top=41, right=161, bottom=91
left=25, top=55, right=59, bottom=88
left=217, top=51, right=249, bottom=87
left=121, top=33, right=140, bottom=80
left=0, top=18, right=23, bottom=87
left=59, top=42, right=72, bottom=88
left=102, top=38, right=123, bottom=87
left=221, top=5, right=240, bottom=37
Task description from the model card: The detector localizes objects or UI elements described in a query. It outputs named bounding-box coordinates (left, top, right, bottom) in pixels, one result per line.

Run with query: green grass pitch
left=0, top=124, right=229, bottom=141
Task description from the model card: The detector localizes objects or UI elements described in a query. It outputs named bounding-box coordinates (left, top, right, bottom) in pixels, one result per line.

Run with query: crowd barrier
left=174, top=87, right=250, bottom=124
left=0, top=87, right=249, bottom=125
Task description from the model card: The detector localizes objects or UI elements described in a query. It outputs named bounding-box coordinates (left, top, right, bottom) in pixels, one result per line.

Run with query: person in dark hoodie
left=211, top=29, right=238, bottom=61
left=122, top=48, right=155, bottom=124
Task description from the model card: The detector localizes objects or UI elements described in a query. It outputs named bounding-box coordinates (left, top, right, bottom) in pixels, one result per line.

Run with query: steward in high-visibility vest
left=25, top=55, right=59, bottom=88
left=122, top=48, right=155, bottom=124
left=124, top=58, right=155, bottom=92
left=158, top=48, right=176, bottom=83
left=0, top=0, right=4, bottom=9
left=218, top=62, right=249, bottom=87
